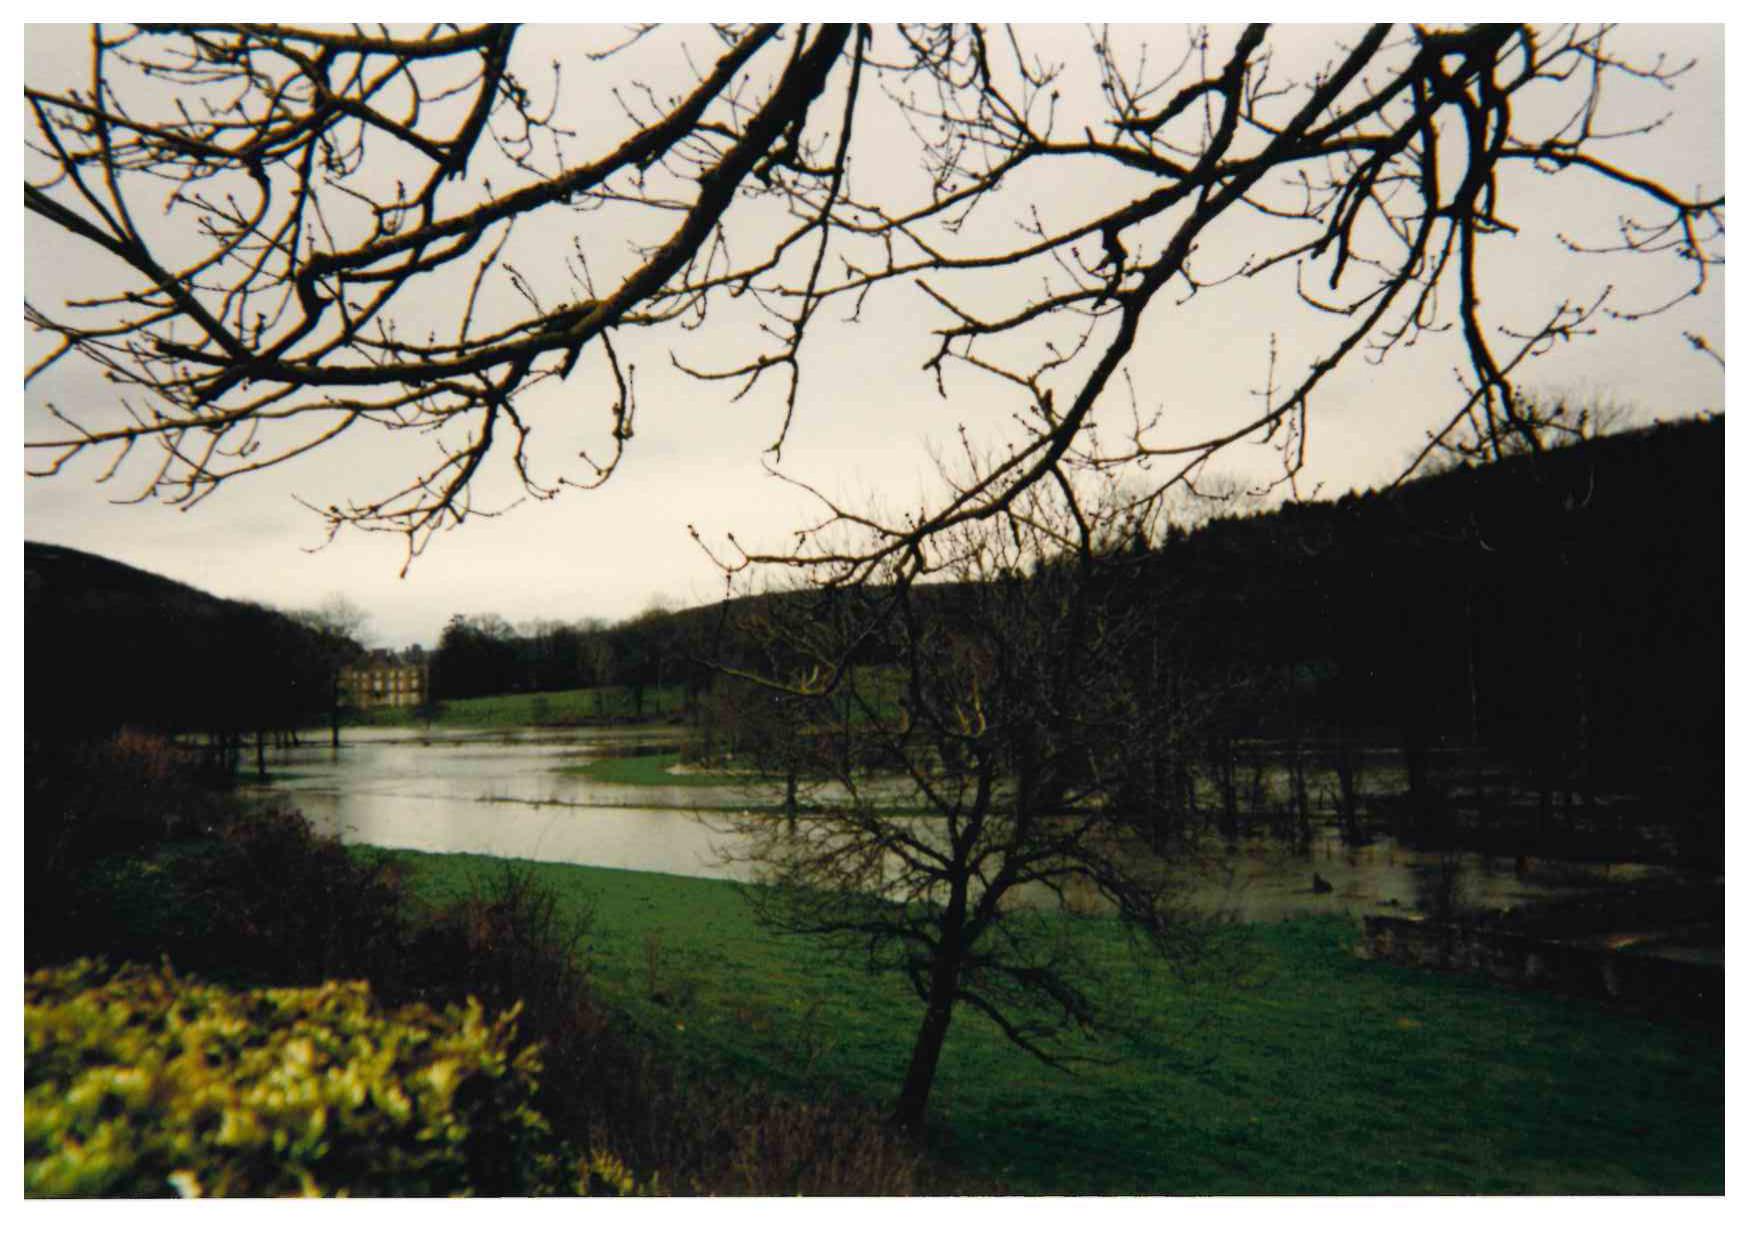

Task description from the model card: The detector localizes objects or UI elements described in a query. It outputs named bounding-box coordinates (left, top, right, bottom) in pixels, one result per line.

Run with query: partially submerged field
left=361, top=684, right=688, bottom=728
left=384, top=849, right=1723, bottom=1195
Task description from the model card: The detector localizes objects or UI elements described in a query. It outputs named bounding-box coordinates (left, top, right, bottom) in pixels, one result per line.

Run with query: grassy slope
left=379, top=849, right=1723, bottom=1196
left=361, top=685, right=688, bottom=728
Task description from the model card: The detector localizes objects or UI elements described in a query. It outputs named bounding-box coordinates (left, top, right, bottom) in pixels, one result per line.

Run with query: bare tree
left=295, top=592, right=373, bottom=647
left=288, top=593, right=372, bottom=746
left=722, top=479, right=1233, bottom=1133
left=25, top=23, right=1721, bottom=586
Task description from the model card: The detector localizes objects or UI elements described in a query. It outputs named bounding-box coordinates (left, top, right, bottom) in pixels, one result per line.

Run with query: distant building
left=338, top=648, right=428, bottom=710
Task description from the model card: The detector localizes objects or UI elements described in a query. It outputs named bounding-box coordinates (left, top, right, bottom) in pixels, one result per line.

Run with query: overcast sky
left=20, top=22, right=1727, bottom=650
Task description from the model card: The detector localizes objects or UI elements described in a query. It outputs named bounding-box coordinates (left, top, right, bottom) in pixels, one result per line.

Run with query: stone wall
left=1359, top=915, right=1721, bottom=1023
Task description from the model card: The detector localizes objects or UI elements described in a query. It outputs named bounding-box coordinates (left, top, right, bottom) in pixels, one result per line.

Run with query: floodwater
left=247, top=724, right=1685, bottom=924
left=1178, top=837, right=1662, bottom=923
left=246, top=724, right=744, bottom=880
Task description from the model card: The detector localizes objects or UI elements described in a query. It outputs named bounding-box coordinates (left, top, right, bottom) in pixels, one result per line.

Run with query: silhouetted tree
left=25, top=24, right=1719, bottom=588
left=290, top=594, right=373, bottom=745
left=434, top=613, right=519, bottom=700
left=724, top=480, right=1231, bottom=1133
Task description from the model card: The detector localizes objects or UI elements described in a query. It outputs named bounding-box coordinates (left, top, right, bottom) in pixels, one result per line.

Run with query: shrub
left=29, top=730, right=222, bottom=853
left=175, top=807, right=409, bottom=987
left=52, top=806, right=410, bottom=989
left=395, top=864, right=632, bottom=1161
left=25, top=732, right=411, bottom=977
left=399, top=863, right=594, bottom=1025
left=676, top=1088, right=922, bottom=1196
left=25, top=960, right=562, bottom=1197
left=27, top=732, right=229, bottom=968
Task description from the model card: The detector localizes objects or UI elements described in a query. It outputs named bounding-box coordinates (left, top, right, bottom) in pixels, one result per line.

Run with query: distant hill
left=1108, top=415, right=1723, bottom=859
left=677, top=414, right=1722, bottom=861
left=429, top=417, right=1723, bottom=778
left=25, top=541, right=358, bottom=742
left=1148, top=415, right=1723, bottom=745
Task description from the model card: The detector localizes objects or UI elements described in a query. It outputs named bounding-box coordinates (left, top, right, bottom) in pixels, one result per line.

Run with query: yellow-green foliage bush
left=25, top=960, right=560, bottom=1197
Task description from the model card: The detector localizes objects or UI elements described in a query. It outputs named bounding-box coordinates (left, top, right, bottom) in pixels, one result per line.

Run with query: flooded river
left=248, top=724, right=737, bottom=880
left=247, top=724, right=1685, bottom=924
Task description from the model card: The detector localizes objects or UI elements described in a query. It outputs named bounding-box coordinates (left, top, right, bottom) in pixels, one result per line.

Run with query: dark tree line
left=713, top=413, right=1722, bottom=871
left=431, top=605, right=714, bottom=715
left=419, top=412, right=1723, bottom=869
left=1095, top=415, right=1723, bottom=866
left=25, top=541, right=363, bottom=750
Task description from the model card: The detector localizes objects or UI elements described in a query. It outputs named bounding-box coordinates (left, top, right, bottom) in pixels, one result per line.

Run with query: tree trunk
left=1464, top=587, right=1488, bottom=834
left=1403, top=722, right=1428, bottom=833
left=893, top=885, right=968, bottom=1134
left=894, top=964, right=960, bottom=1135
left=1145, top=634, right=1172, bottom=846
left=1333, top=705, right=1363, bottom=846
left=1572, top=621, right=1594, bottom=817
left=1209, top=733, right=1239, bottom=842
left=1284, top=663, right=1309, bottom=851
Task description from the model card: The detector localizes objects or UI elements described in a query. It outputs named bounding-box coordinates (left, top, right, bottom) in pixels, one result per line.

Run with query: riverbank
left=380, top=848, right=1723, bottom=1195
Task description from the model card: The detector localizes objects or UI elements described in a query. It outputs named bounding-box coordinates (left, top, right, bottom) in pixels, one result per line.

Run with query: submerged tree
left=724, top=479, right=1234, bottom=1133
left=24, top=23, right=1722, bottom=586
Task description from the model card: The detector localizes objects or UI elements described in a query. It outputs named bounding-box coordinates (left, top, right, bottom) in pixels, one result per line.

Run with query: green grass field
left=559, top=752, right=949, bottom=819
left=363, top=674, right=908, bottom=732
left=557, top=750, right=757, bottom=787
left=360, top=684, right=688, bottom=728
left=379, top=849, right=1724, bottom=1195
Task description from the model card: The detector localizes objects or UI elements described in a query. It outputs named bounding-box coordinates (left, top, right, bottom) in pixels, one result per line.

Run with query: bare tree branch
left=26, top=23, right=1722, bottom=578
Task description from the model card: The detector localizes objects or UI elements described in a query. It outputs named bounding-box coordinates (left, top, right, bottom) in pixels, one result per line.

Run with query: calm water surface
left=249, top=725, right=1675, bottom=922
